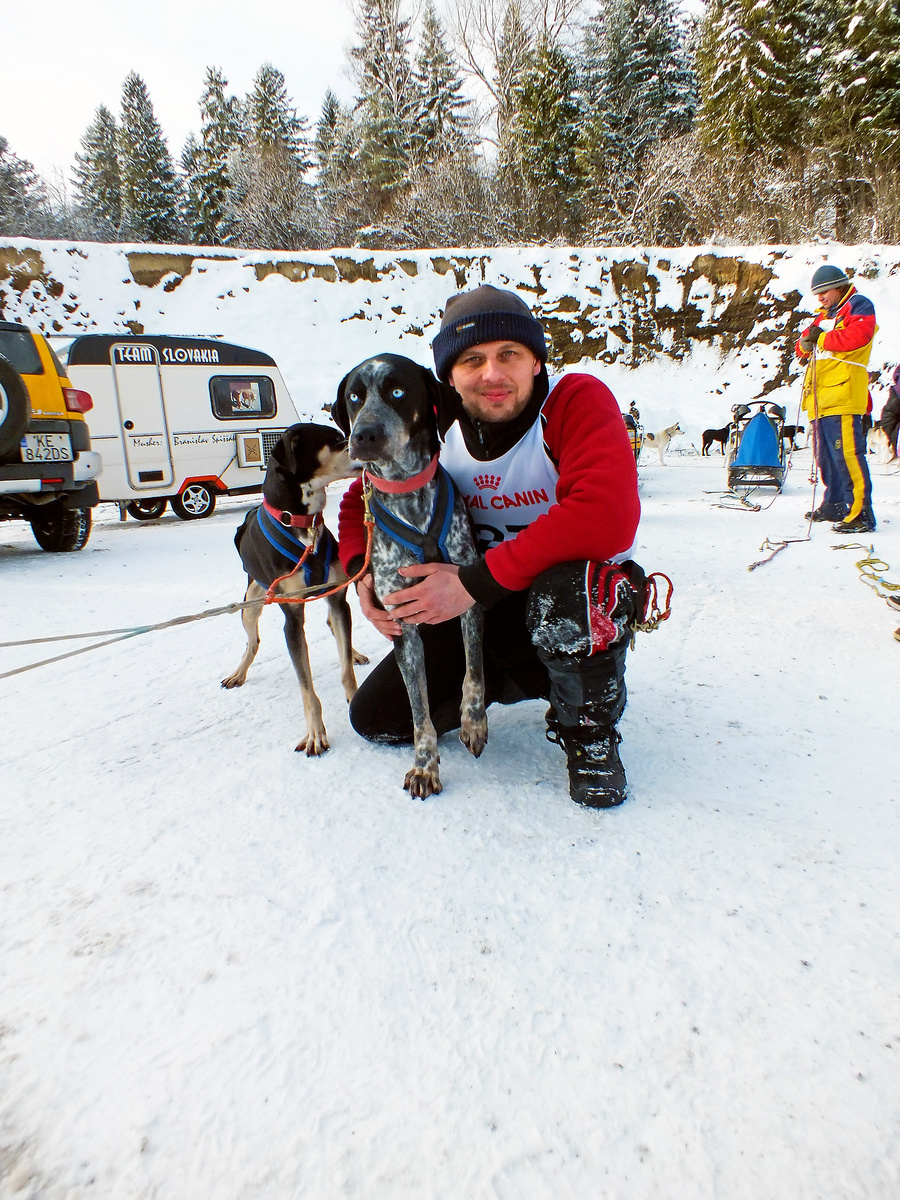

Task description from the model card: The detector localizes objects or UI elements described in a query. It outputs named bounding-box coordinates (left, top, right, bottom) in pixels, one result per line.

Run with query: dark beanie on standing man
left=431, top=285, right=548, bottom=383
left=810, top=264, right=851, bottom=293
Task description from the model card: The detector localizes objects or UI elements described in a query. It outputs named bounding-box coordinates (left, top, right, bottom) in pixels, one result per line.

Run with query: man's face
left=815, top=286, right=845, bottom=309
left=448, top=340, right=541, bottom=424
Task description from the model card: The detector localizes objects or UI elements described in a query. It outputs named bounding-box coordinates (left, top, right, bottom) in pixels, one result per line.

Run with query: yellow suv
left=0, top=321, right=101, bottom=551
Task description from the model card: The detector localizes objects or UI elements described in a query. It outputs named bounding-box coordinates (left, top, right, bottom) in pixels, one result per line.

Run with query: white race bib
left=441, top=404, right=560, bottom=556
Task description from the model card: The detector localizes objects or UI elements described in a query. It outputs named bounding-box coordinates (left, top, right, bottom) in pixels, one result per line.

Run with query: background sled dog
left=644, top=422, right=683, bottom=464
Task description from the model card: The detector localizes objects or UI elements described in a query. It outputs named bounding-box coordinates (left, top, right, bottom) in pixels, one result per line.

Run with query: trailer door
left=111, top=343, right=175, bottom=490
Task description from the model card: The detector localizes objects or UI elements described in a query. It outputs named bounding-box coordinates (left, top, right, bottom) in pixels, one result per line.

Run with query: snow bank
left=1, top=238, right=897, bottom=445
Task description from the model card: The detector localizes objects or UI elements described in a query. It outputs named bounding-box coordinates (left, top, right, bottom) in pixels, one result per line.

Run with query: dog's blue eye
left=348, top=393, right=359, bottom=404
left=392, top=388, right=404, bottom=398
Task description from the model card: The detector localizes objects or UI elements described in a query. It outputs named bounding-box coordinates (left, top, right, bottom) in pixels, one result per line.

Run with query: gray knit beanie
left=431, top=285, right=548, bottom=382
left=810, top=264, right=851, bottom=293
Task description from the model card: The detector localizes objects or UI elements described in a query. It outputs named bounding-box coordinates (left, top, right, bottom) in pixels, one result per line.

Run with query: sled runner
left=727, top=402, right=787, bottom=491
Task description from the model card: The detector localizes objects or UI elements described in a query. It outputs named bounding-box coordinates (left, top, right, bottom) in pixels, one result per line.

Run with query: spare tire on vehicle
left=0, top=355, right=31, bottom=461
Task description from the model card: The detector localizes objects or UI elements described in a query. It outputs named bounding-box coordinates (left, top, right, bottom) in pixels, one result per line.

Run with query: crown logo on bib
left=474, top=474, right=501, bottom=491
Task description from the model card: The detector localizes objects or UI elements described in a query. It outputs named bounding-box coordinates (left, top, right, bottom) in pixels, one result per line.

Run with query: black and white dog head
left=266, top=423, right=358, bottom=514
left=332, top=354, right=442, bottom=480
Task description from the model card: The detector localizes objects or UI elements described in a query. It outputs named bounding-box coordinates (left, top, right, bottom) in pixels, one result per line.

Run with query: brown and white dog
left=221, top=424, right=367, bottom=755
left=644, top=422, right=683, bottom=465
left=868, top=423, right=898, bottom=465
left=332, top=354, right=487, bottom=799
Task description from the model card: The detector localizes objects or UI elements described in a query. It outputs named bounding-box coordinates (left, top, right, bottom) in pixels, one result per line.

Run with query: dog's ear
left=331, top=372, right=352, bottom=435
left=269, top=426, right=298, bottom=475
left=420, top=365, right=461, bottom=439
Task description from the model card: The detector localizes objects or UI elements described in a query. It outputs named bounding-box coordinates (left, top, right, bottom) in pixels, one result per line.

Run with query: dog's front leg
left=458, top=604, right=487, bottom=758
left=221, top=579, right=265, bottom=688
left=394, top=627, right=441, bottom=798
left=283, top=606, right=329, bottom=756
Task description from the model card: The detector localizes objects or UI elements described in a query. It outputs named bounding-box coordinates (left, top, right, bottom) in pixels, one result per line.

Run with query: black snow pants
left=349, top=560, right=642, bottom=745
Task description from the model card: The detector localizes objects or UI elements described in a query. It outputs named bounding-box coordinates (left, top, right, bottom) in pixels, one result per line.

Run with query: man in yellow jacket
left=796, top=263, right=877, bottom=534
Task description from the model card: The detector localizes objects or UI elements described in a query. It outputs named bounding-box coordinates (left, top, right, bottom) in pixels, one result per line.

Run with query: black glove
left=799, top=324, right=824, bottom=353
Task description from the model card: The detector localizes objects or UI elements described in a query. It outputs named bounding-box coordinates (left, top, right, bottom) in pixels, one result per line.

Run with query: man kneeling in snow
left=338, top=286, right=642, bottom=808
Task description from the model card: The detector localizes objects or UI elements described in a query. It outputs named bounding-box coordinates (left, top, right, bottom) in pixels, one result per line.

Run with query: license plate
left=20, top=433, right=73, bottom=463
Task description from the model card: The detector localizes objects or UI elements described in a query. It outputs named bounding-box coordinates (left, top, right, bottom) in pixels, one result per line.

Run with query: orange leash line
left=263, top=533, right=318, bottom=602
left=263, top=481, right=376, bottom=608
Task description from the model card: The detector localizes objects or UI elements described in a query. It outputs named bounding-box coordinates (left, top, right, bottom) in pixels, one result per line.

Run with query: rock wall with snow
left=1, top=238, right=897, bottom=416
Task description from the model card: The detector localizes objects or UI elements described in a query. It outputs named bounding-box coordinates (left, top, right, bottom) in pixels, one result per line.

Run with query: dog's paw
left=296, top=730, right=330, bottom=756
left=459, top=715, right=488, bottom=759
left=352, top=647, right=370, bottom=665
left=403, top=766, right=443, bottom=798
left=220, top=673, right=245, bottom=689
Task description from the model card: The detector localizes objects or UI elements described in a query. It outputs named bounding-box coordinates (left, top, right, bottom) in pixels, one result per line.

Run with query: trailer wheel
left=30, top=504, right=92, bottom=552
left=171, top=483, right=217, bottom=520
left=0, top=356, right=31, bottom=461
left=126, top=498, right=167, bottom=521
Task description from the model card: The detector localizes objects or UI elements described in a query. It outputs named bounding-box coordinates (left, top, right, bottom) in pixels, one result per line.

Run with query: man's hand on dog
left=357, top=573, right=403, bottom=639
left=359, top=564, right=476, bottom=637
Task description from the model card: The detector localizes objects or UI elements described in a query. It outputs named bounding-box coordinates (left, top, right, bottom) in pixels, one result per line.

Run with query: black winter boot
left=832, top=511, right=875, bottom=534
left=538, top=643, right=629, bottom=808
left=526, top=561, right=637, bottom=810
left=545, top=707, right=627, bottom=807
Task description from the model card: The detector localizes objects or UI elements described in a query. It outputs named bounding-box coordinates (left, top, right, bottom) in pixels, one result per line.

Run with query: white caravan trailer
left=65, top=334, right=303, bottom=519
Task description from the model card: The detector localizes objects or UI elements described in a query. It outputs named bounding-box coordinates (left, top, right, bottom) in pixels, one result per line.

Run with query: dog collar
left=262, top=499, right=323, bottom=529
left=365, top=455, right=438, bottom=494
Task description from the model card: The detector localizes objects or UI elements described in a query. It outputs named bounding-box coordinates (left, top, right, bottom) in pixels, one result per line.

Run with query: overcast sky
left=1, top=0, right=358, bottom=186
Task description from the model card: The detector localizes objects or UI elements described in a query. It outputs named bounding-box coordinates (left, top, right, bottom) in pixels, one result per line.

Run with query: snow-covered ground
left=2, top=237, right=900, bottom=1195
left=3, top=434, right=899, bottom=1198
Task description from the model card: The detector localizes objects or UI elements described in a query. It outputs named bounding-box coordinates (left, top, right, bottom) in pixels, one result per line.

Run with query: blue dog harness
left=367, top=463, right=457, bottom=565
left=256, top=503, right=335, bottom=588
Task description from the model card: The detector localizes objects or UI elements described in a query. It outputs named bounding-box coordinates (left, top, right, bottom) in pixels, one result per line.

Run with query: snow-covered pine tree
left=182, top=67, right=243, bottom=245
left=0, top=137, right=49, bottom=236
left=816, top=0, right=900, bottom=155
left=585, top=0, right=695, bottom=164
left=350, top=0, right=417, bottom=202
left=411, top=1, right=471, bottom=167
left=314, top=90, right=364, bottom=243
left=245, top=63, right=313, bottom=170
left=117, top=72, right=182, bottom=242
left=493, top=1, right=531, bottom=187
left=696, top=0, right=807, bottom=154
left=513, top=34, right=581, bottom=238
left=225, top=64, right=322, bottom=249
left=72, top=105, right=122, bottom=235
left=577, top=0, right=696, bottom=236
left=486, top=0, right=534, bottom=238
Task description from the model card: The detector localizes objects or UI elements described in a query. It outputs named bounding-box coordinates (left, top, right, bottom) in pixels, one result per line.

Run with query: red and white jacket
left=338, top=373, right=641, bottom=603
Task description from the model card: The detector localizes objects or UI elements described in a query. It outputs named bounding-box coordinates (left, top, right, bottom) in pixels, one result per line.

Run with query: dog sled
left=622, top=411, right=643, bottom=463
left=727, top=402, right=787, bottom=491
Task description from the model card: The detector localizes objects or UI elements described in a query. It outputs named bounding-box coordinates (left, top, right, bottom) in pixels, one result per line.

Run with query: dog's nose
left=349, top=424, right=385, bottom=457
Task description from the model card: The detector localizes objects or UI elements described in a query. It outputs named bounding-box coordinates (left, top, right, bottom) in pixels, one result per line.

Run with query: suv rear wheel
left=0, top=356, right=31, bottom=460
left=30, top=504, right=92, bottom=551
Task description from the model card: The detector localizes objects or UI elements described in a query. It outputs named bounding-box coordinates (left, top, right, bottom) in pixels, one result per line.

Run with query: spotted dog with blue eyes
left=332, top=354, right=487, bottom=798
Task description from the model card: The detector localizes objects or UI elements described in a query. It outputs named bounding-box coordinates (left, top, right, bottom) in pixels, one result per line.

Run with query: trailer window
left=210, top=376, right=277, bottom=420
